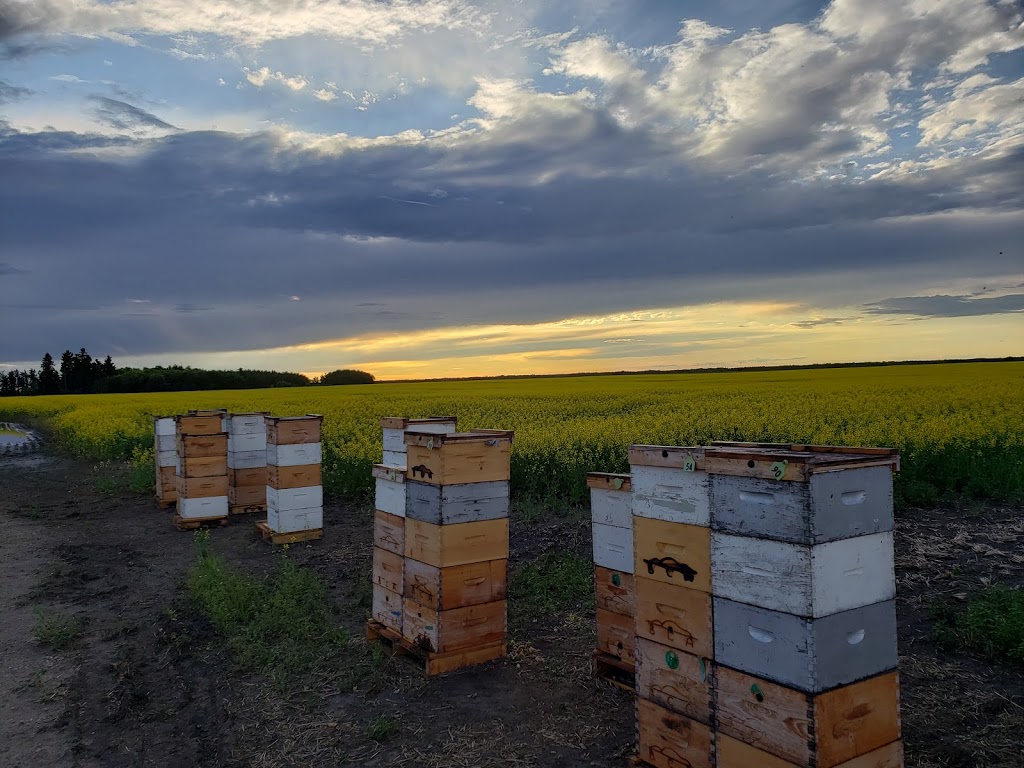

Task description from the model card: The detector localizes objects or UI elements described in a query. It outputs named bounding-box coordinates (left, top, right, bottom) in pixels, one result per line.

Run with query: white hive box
left=373, top=464, right=406, bottom=517
left=228, top=450, right=267, bottom=469
left=228, top=432, right=267, bottom=453
left=178, top=496, right=229, bottom=519
left=628, top=446, right=710, bottom=526
left=268, top=507, right=323, bottom=533
left=587, top=473, right=632, bottom=529
left=711, top=531, right=896, bottom=618
left=223, top=413, right=267, bottom=435
left=593, top=522, right=633, bottom=573
left=267, top=485, right=324, bottom=513
left=380, top=416, right=458, bottom=455
left=267, top=442, right=322, bottom=467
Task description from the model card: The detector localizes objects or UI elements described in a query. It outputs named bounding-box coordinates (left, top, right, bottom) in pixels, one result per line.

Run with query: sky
left=0, top=0, right=1022, bottom=380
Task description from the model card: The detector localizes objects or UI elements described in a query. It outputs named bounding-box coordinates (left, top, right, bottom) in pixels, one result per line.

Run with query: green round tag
left=612, top=573, right=621, bottom=587
left=665, top=651, right=679, bottom=669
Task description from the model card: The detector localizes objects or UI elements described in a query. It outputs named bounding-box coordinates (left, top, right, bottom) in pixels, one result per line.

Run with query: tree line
left=1, top=349, right=374, bottom=396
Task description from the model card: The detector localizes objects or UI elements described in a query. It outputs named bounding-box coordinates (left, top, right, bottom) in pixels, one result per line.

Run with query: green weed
left=365, top=714, right=398, bottom=743
left=32, top=609, right=82, bottom=651
left=930, top=586, right=1024, bottom=666
left=185, top=532, right=349, bottom=687
left=509, top=550, right=593, bottom=631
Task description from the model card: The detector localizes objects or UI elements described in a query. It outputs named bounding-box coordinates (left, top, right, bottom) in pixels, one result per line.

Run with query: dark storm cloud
left=0, top=115, right=1022, bottom=362
left=864, top=294, right=1024, bottom=318
left=0, top=261, right=27, bottom=275
left=89, top=96, right=179, bottom=133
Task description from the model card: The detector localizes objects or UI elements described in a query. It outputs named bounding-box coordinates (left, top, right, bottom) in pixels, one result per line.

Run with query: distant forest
left=0, top=349, right=373, bottom=396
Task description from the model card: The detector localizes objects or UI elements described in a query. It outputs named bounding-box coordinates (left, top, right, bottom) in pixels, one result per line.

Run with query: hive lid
left=372, top=464, right=406, bottom=482
left=586, top=472, right=631, bottom=491
left=265, top=414, right=324, bottom=423
left=628, top=445, right=705, bottom=470
left=379, top=416, right=457, bottom=429
left=403, top=429, right=513, bottom=446
left=704, top=443, right=899, bottom=481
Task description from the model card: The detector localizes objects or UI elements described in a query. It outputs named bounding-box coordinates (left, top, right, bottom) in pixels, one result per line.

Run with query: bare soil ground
left=1, top=448, right=1022, bottom=768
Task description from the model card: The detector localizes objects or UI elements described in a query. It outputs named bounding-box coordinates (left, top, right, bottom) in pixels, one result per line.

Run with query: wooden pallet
left=155, top=497, right=176, bottom=510
left=366, top=619, right=506, bottom=676
left=230, top=503, right=267, bottom=516
left=593, top=650, right=636, bottom=692
left=173, top=513, right=229, bottom=531
left=255, top=520, right=323, bottom=545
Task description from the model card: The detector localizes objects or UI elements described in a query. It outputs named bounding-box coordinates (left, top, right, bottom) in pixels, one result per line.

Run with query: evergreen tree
left=102, top=355, right=116, bottom=377
left=40, top=353, right=61, bottom=394
left=59, top=350, right=74, bottom=393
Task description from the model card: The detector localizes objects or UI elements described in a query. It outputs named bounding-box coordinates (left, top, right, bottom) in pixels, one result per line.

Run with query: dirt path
left=1, top=448, right=1022, bottom=768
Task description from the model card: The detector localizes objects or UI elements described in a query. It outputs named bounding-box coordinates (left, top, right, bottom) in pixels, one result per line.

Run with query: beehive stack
left=153, top=416, right=178, bottom=508
left=263, top=415, right=324, bottom=542
left=629, top=445, right=716, bottom=768
left=371, top=417, right=458, bottom=636
left=370, top=428, right=512, bottom=675
left=225, top=412, right=269, bottom=514
left=174, top=411, right=229, bottom=525
left=706, top=443, right=903, bottom=768
left=588, top=471, right=636, bottom=685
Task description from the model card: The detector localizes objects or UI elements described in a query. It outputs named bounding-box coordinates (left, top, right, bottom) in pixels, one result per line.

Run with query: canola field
left=1, top=361, right=1022, bottom=507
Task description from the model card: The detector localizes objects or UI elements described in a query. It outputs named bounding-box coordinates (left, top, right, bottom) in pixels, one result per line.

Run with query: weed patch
left=930, top=586, right=1024, bottom=666
left=185, top=531, right=349, bottom=687
left=509, top=550, right=593, bottom=631
left=32, top=609, right=82, bottom=651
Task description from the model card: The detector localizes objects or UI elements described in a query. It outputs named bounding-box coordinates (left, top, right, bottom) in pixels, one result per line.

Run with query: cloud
left=0, top=261, right=27, bottom=275
left=0, top=0, right=484, bottom=48
left=313, top=87, right=337, bottom=102
left=790, top=317, right=852, bottom=329
left=864, top=294, right=1024, bottom=318
left=0, top=78, right=31, bottom=103
left=89, top=96, right=178, bottom=134
left=244, top=66, right=308, bottom=91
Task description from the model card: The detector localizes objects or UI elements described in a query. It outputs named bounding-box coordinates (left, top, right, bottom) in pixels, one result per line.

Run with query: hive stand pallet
left=173, top=513, right=228, bottom=531
left=230, top=503, right=267, bottom=516
left=255, top=519, right=323, bottom=545
left=155, top=497, right=176, bottom=510
left=592, top=649, right=635, bottom=692
left=365, top=619, right=506, bottom=676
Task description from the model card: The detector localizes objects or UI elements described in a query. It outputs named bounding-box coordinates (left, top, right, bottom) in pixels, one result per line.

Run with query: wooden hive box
left=228, top=485, right=266, bottom=507
left=404, top=431, right=512, bottom=486
left=635, top=639, right=714, bottom=726
left=716, top=734, right=905, bottom=768
left=373, top=464, right=406, bottom=517
left=635, top=574, right=714, bottom=658
left=634, top=517, right=712, bottom=593
left=268, top=463, right=322, bottom=490
left=176, top=434, right=227, bottom=458
left=629, top=446, right=710, bottom=527
left=374, top=510, right=405, bottom=556
left=711, top=531, right=895, bottom=618
left=156, top=465, right=177, bottom=500
left=404, top=517, right=509, bottom=568
left=713, top=597, right=898, bottom=693
left=402, top=598, right=506, bottom=654
left=175, top=413, right=224, bottom=436
left=373, top=546, right=405, bottom=594
left=404, top=558, right=507, bottom=611
left=266, top=414, right=323, bottom=445
left=176, top=475, right=228, bottom=498
left=636, top=697, right=714, bottom=768
left=595, top=608, right=635, bottom=666
left=709, top=465, right=894, bottom=545
left=229, top=467, right=268, bottom=488
left=372, top=584, right=403, bottom=634
left=267, top=442, right=322, bottom=467
left=594, top=566, right=635, bottom=617
left=716, top=667, right=901, bottom=768
left=405, top=480, right=509, bottom=525
left=381, top=416, right=458, bottom=454
left=177, top=455, right=229, bottom=479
